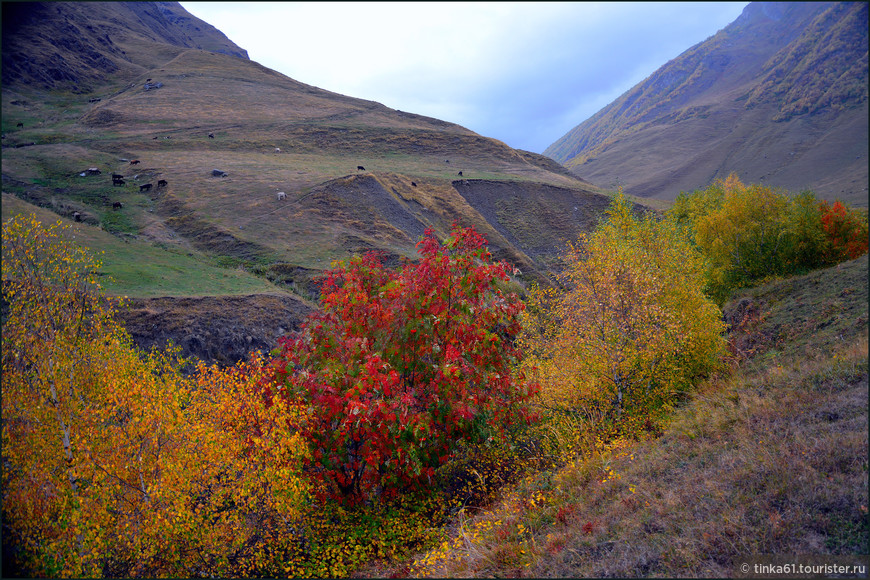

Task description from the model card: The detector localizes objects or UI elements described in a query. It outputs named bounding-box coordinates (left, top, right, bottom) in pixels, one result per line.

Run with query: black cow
left=112, top=178, right=125, bottom=186
left=73, top=211, right=82, bottom=222
left=411, top=182, right=417, bottom=187
left=16, top=122, right=23, bottom=128
left=112, top=202, right=123, bottom=210
left=208, top=132, right=215, bottom=139
left=157, top=179, right=168, bottom=188
left=111, top=173, right=124, bottom=179
left=458, top=171, right=463, bottom=177
left=357, top=165, right=366, bottom=171
left=140, top=183, right=152, bottom=192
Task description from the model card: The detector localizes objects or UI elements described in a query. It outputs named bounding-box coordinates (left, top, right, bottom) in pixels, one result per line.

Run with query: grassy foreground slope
left=403, top=255, right=868, bottom=578
left=1, top=193, right=286, bottom=298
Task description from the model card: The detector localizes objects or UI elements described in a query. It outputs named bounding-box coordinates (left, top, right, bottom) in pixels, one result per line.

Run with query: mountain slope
left=545, top=1, right=868, bottom=205
left=1, top=1, right=248, bottom=91
left=1, top=1, right=619, bottom=363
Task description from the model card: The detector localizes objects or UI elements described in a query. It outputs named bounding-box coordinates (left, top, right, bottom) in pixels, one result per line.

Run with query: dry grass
left=408, top=338, right=868, bottom=578
left=2, top=44, right=618, bottom=298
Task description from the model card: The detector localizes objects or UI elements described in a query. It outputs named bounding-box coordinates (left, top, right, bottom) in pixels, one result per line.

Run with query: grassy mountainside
left=545, top=2, right=868, bottom=205
left=1, top=2, right=624, bottom=362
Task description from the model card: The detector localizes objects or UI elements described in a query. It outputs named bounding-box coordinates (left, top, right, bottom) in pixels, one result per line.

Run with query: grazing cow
left=73, top=211, right=82, bottom=222
left=157, top=179, right=168, bottom=188
left=16, top=122, right=23, bottom=128
left=208, top=132, right=215, bottom=139
left=85, top=167, right=101, bottom=175
left=277, top=191, right=286, bottom=200
left=112, top=173, right=124, bottom=179
left=112, top=178, right=125, bottom=186
left=411, top=182, right=417, bottom=187
left=275, top=147, right=281, bottom=153
left=458, top=171, right=463, bottom=177
left=130, top=160, right=140, bottom=165
left=140, top=183, right=152, bottom=192
left=152, top=136, right=158, bottom=140
left=357, top=165, right=366, bottom=171
left=112, top=202, right=123, bottom=210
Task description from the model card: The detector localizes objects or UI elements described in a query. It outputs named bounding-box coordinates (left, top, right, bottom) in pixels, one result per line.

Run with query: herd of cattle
left=74, top=160, right=169, bottom=222
left=75, top=133, right=469, bottom=223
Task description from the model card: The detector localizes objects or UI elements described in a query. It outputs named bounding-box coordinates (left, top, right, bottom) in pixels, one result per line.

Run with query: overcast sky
left=180, top=2, right=748, bottom=154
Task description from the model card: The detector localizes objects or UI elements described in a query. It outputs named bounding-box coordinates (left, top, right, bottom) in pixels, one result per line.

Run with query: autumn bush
left=266, top=224, right=540, bottom=506
left=1, top=215, right=309, bottom=578
left=521, top=194, right=726, bottom=457
left=670, top=174, right=868, bottom=302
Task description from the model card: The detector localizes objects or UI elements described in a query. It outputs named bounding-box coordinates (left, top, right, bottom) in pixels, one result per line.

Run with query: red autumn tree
left=266, top=225, right=538, bottom=505
left=819, top=200, right=869, bottom=262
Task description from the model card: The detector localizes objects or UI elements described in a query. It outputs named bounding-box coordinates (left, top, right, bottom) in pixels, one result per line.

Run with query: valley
left=1, top=3, right=867, bottom=578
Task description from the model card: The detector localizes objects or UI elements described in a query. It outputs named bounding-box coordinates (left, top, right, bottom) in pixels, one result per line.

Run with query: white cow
left=274, top=147, right=281, bottom=153
left=276, top=191, right=286, bottom=200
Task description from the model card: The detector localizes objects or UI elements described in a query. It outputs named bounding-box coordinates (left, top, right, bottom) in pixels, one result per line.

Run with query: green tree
left=670, top=174, right=869, bottom=302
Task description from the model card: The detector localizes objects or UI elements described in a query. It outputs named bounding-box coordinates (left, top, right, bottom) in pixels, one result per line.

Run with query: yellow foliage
left=2, top=215, right=309, bottom=577
left=521, top=194, right=725, bottom=448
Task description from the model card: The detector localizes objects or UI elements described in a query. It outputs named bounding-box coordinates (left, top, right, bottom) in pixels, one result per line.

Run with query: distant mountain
left=545, top=2, right=868, bottom=205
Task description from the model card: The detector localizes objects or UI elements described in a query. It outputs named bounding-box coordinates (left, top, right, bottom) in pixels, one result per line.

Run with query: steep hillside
left=546, top=1, right=868, bottom=205
left=1, top=1, right=620, bottom=363
left=1, top=1, right=248, bottom=91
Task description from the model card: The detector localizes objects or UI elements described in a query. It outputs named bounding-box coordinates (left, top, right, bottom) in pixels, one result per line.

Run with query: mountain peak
left=545, top=1, right=868, bottom=205
left=1, top=2, right=248, bottom=91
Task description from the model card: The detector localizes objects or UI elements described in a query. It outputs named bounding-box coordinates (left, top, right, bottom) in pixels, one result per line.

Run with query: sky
left=180, top=2, right=748, bottom=154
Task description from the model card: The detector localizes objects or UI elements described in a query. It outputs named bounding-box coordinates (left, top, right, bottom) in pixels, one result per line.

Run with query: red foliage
left=819, top=200, right=869, bottom=262
left=582, top=519, right=599, bottom=535
left=266, top=225, right=539, bottom=504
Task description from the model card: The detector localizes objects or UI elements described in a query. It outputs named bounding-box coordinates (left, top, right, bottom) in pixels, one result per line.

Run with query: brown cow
left=130, top=160, right=140, bottom=165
